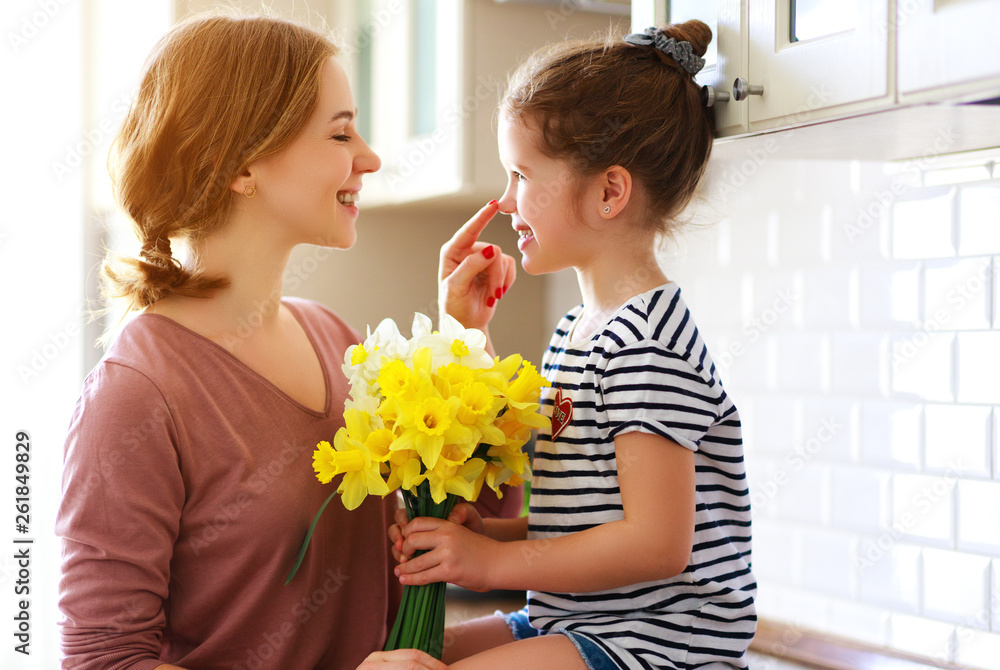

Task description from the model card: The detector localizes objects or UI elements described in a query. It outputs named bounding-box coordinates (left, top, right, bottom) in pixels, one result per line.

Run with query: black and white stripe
left=527, top=284, right=756, bottom=670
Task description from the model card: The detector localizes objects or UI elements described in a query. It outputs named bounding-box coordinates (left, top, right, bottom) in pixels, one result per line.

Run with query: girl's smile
left=496, top=115, right=598, bottom=276
left=514, top=223, right=534, bottom=251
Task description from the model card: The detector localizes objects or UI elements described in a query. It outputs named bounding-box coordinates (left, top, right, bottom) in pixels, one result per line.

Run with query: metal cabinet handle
left=701, top=85, right=731, bottom=107
left=732, top=78, right=764, bottom=101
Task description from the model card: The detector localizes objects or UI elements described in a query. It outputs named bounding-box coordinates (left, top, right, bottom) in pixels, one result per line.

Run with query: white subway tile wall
left=667, top=154, right=1000, bottom=667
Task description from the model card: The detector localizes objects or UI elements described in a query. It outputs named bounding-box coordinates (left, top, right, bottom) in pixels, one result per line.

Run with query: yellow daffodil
left=376, top=359, right=414, bottom=399
left=386, top=448, right=425, bottom=492
left=312, top=409, right=391, bottom=510
left=392, top=392, right=472, bottom=470
left=484, top=461, right=523, bottom=495
left=486, top=415, right=533, bottom=478
left=434, top=362, right=475, bottom=397
left=456, top=381, right=506, bottom=445
left=424, top=458, right=487, bottom=503
left=503, top=361, right=551, bottom=429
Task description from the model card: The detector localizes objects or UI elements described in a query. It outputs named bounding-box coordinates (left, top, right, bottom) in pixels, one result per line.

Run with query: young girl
left=395, top=21, right=756, bottom=670
left=55, top=13, right=514, bottom=670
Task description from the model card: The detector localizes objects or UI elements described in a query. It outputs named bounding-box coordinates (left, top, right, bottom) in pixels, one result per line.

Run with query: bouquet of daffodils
left=286, top=313, right=548, bottom=658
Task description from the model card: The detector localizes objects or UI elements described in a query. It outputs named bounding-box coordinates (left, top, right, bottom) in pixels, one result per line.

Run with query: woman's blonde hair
left=103, top=13, right=337, bottom=313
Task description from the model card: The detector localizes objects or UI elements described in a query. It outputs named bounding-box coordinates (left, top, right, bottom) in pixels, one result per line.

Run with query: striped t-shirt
left=526, top=283, right=756, bottom=670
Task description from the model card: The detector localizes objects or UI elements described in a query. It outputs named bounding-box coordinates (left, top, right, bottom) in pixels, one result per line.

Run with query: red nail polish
left=502, top=285, right=509, bottom=296
left=487, top=297, right=496, bottom=307
left=495, top=288, right=502, bottom=300
left=482, top=245, right=495, bottom=259
left=488, top=199, right=498, bottom=206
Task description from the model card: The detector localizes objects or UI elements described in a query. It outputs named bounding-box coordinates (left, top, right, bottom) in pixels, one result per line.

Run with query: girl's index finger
left=446, top=200, right=501, bottom=254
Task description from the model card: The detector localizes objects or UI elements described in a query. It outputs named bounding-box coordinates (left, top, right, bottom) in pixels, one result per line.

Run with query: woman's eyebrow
left=329, top=110, right=356, bottom=123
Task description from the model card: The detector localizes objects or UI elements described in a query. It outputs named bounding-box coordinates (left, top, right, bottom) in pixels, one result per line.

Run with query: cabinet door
left=694, top=0, right=748, bottom=136
left=898, top=0, right=1000, bottom=102
left=635, top=0, right=747, bottom=136
left=747, top=0, right=891, bottom=129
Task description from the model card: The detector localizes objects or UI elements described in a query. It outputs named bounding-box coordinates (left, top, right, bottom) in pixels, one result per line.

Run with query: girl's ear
left=598, top=165, right=632, bottom=218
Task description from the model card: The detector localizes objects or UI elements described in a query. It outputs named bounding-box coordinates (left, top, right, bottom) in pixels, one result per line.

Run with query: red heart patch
left=550, top=388, right=573, bottom=441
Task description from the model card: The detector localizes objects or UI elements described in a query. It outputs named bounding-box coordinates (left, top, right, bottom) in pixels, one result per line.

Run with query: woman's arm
left=58, top=364, right=185, bottom=669
left=396, top=432, right=695, bottom=593
left=155, top=649, right=450, bottom=670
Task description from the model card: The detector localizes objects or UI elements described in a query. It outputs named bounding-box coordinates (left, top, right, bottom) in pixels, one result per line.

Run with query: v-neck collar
left=135, top=299, right=332, bottom=418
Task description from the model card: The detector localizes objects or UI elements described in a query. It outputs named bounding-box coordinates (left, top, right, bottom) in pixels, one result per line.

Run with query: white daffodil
left=414, top=312, right=493, bottom=371
left=368, top=317, right=410, bottom=361
left=411, top=312, right=434, bottom=339
left=341, top=342, right=375, bottom=389
left=344, top=386, right=382, bottom=420
left=343, top=318, right=412, bottom=389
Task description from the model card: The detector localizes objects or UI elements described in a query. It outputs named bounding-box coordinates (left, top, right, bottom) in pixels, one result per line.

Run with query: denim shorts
left=500, top=608, right=621, bottom=670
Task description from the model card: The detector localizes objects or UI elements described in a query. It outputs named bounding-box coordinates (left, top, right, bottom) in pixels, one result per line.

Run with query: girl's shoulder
left=605, top=282, right=687, bottom=346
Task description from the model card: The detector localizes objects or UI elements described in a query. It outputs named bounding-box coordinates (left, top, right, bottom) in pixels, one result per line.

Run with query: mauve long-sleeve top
left=56, top=298, right=403, bottom=670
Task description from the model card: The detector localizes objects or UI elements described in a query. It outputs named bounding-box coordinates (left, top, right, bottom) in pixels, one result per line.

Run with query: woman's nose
left=355, top=135, right=381, bottom=174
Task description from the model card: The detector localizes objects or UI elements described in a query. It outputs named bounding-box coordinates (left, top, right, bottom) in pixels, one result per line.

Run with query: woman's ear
left=598, top=165, right=632, bottom=218
left=230, top=168, right=255, bottom=197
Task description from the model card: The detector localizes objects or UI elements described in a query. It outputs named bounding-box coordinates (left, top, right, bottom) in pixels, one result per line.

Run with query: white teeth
left=337, top=192, right=359, bottom=205
left=518, top=229, right=531, bottom=239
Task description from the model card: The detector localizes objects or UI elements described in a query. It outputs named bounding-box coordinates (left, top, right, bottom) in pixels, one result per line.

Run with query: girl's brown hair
left=501, top=20, right=714, bottom=237
left=103, top=13, right=337, bottom=313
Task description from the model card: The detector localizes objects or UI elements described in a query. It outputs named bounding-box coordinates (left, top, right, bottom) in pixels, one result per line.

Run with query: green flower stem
left=384, top=482, right=461, bottom=659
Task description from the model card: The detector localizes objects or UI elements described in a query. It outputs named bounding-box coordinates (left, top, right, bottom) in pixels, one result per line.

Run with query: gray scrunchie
left=623, top=27, right=705, bottom=75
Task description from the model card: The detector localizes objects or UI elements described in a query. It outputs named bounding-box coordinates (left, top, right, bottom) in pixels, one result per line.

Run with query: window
left=0, top=1, right=171, bottom=666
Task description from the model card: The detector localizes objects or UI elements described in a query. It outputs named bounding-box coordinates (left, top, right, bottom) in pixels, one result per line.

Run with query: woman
left=56, top=13, right=514, bottom=670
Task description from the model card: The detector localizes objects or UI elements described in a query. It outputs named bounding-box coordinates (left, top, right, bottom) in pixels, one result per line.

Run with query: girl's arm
left=388, top=503, right=528, bottom=565
left=483, top=515, right=529, bottom=542
left=396, top=432, right=695, bottom=593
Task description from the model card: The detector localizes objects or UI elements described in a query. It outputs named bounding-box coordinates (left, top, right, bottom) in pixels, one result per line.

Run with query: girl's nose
left=497, top=186, right=515, bottom=215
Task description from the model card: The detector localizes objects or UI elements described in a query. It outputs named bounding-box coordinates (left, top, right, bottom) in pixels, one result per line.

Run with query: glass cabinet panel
left=411, top=0, right=436, bottom=136
left=790, top=0, right=858, bottom=42
left=667, top=0, right=717, bottom=70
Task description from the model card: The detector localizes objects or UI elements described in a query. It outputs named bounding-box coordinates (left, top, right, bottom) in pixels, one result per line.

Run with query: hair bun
left=661, top=20, right=712, bottom=58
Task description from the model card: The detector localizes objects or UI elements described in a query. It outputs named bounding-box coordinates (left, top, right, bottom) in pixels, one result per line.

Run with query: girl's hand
left=355, top=649, right=448, bottom=669
left=389, top=503, right=486, bottom=564
left=395, top=517, right=496, bottom=592
left=446, top=502, right=486, bottom=536
left=439, top=200, right=517, bottom=334
left=387, top=508, right=411, bottom=564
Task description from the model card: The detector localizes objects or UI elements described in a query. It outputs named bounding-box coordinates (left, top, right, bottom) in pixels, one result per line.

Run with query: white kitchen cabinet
left=647, top=0, right=893, bottom=137
left=695, top=0, right=748, bottom=137
left=634, top=0, right=748, bottom=134
left=745, top=0, right=892, bottom=130
left=897, top=0, right=1000, bottom=104
left=342, top=0, right=628, bottom=208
